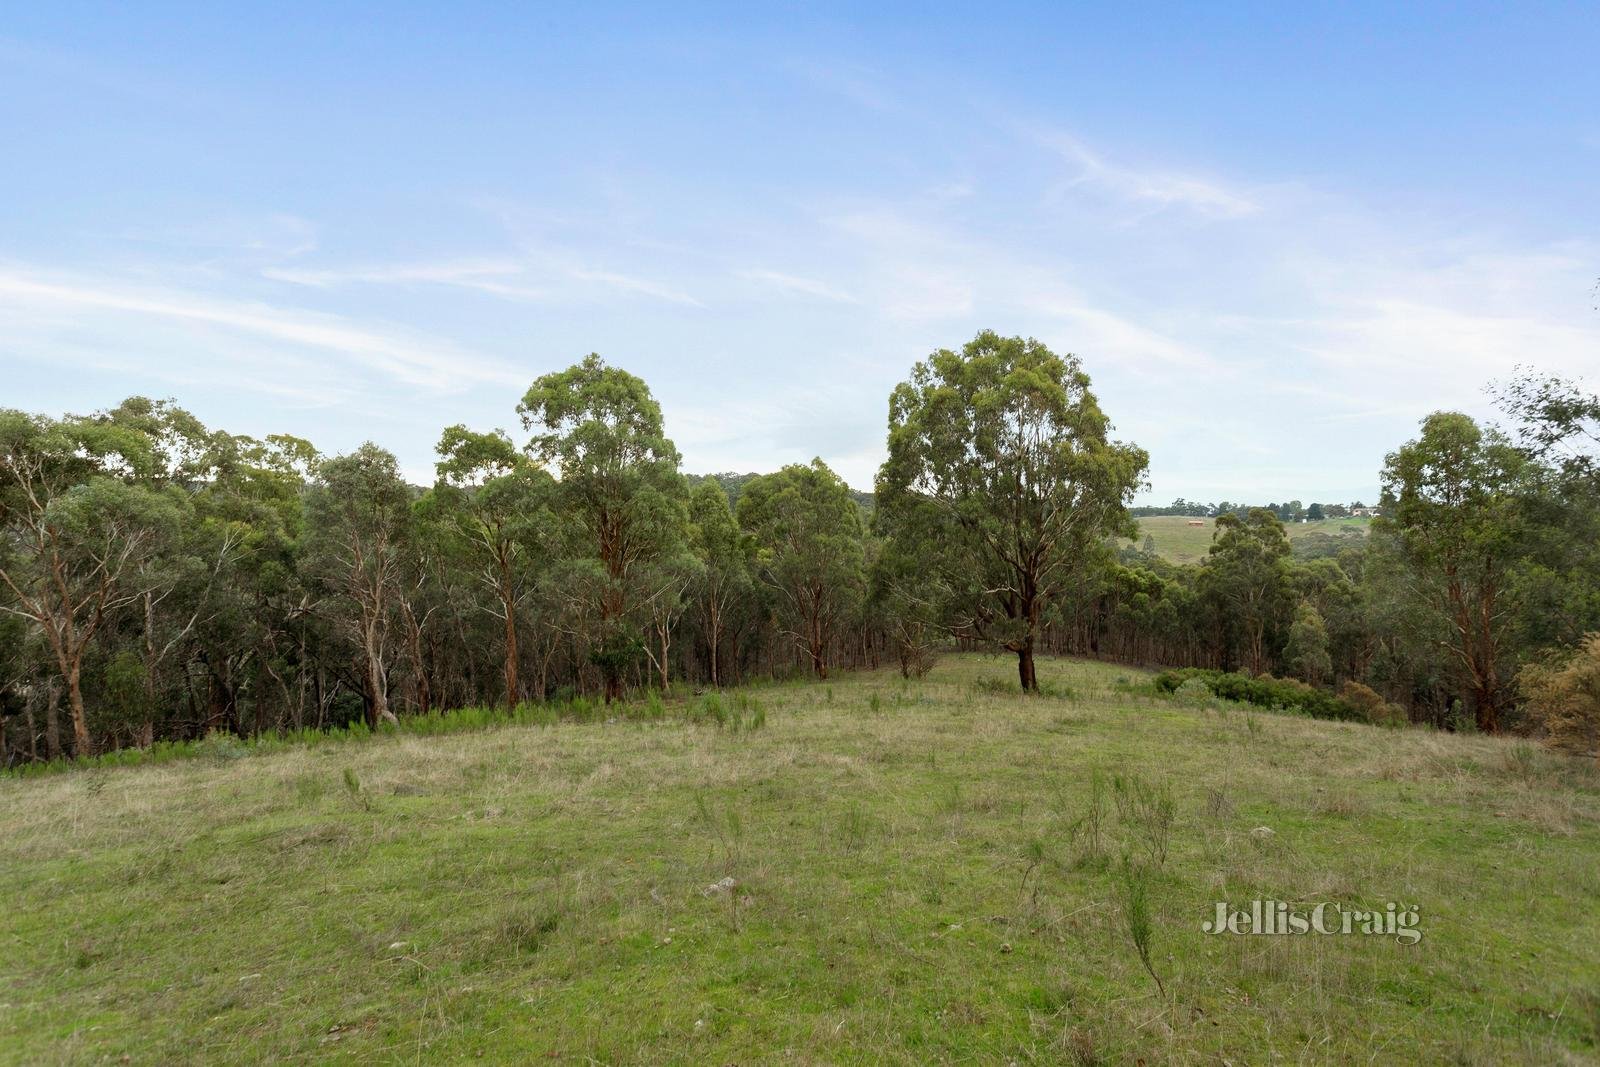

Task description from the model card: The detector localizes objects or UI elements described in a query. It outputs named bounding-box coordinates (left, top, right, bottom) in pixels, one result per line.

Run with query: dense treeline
left=1042, top=383, right=1600, bottom=743
left=2, top=332, right=1597, bottom=764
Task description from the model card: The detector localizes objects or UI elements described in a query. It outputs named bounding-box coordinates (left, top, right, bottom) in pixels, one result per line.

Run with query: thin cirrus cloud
left=1023, top=125, right=1261, bottom=220
left=264, top=257, right=702, bottom=308
left=738, top=268, right=860, bottom=304
left=0, top=268, right=525, bottom=392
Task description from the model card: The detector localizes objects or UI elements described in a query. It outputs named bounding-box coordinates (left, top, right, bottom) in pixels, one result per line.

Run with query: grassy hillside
left=3, top=655, right=1597, bottom=1064
left=1131, top=515, right=1372, bottom=564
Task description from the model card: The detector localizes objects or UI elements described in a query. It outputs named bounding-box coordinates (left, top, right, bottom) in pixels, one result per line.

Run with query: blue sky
left=3, top=3, right=1597, bottom=502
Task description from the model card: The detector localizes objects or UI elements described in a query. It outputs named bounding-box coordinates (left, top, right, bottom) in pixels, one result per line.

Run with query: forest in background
left=2, top=332, right=1597, bottom=766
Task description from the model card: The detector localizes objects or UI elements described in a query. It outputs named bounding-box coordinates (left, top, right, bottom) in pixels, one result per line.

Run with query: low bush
left=1519, top=633, right=1600, bottom=761
left=1338, top=681, right=1409, bottom=727
left=1171, top=677, right=1214, bottom=707
left=1153, top=668, right=1365, bottom=723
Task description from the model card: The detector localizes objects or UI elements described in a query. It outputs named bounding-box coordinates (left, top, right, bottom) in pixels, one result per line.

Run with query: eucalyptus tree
left=0, top=409, right=183, bottom=755
left=868, top=518, right=947, bottom=679
left=737, top=459, right=864, bottom=679
left=1284, top=603, right=1333, bottom=686
left=1379, top=412, right=1531, bottom=732
left=876, top=331, right=1148, bottom=690
left=687, top=480, right=751, bottom=687
left=1494, top=372, right=1600, bottom=649
left=639, top=548, right=702, bottom=692
left=304, top=443, right=413, bottom=727
left=518, top=355, right=687, bottom=702
left=216, top=433, right=321, bottom=730
left=431, top=425, right=557, bottom=708
left=1200, top=509, right=1293, bottom=675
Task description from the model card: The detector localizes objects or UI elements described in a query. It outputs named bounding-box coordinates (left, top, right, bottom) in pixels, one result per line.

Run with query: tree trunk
left=658, top=625, right=671, bottom=693
left=24, top=689, right=37, bottom=761
left=45, top=679, right=61, bottom=761
left=502, top=591, right=519, bottom=710
left=65, top=660, right=93, bottom=757
left=1016, top=640, right=1038, bottom=692
left=368, top=655, right=397, bottom=727
left=808, top=605, right=828, bottom=678
left=707, top=599, right=722, bottom=688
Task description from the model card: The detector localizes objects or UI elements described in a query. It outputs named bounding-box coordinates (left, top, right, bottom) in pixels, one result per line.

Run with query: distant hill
left=1127, top=514, right=1371, bottom=565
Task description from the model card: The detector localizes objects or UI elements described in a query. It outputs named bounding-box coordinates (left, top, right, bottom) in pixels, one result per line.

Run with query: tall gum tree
left=687, top=480, right=750, bottom=688
left=736, top=460, right=864, bottom=679
left=430, top=425, right=556, bottom=709
left=0, top=409, right=181, bottom=755
left=518, top=355, right=687, bottom=703
left=304, top=443, right=413, bottom=728
left=1380, top=412, right=1530, bottom=733
left=876, top=331, right=1148, bottom=691
left=1201, top=508, right=1293, bottom=675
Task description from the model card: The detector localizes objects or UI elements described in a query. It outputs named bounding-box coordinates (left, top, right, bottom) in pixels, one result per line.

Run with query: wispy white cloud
left=263, top=258, right=550, bottom=302
left=263, top=254, right=701, bottom=307
left=264, top=258, right=521, bottom=287
left=1019, top=296, right=1219, bottom=372
left=0, top=268, right=524, bottom=391
left=568, top=267, right=704, bottom=307
left=1024, top=125, right=1260, bottom=220
left=738, top=269, right=859, bottom=304
left=116, top=213, right=320, bottom=260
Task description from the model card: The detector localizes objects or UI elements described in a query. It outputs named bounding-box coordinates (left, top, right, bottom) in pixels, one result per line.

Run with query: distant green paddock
left=1128, top=514, right=1371, bottom=564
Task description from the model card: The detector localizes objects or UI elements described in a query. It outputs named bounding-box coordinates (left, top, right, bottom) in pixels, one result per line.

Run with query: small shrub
left=1019, top=836, right=1046, bottom=902
left=342, top=767, right=370, bottom=811
left=1111, top=773, right=1175, bottom=867
left=1172, top=678, right=1214, bottom=708
left=643, top=689, right=667, bottom=721
left=694, top=792, right=745, bottom=874
left=1117, top=855, right=1165, bottom=997
left=696, top=693, right=727, bottom=726
left=1519, top=633, right=1600, bottom=762
left=1068, top=771, right=1107, bottom=864
left=728, top=693, right=766, bottom=732
left=1339, top=681, right=1408, bottom=727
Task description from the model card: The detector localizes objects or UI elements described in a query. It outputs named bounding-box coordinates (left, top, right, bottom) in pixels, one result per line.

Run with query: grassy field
left=1130, top=515, right=1372, bottom=564
left=3, top=654, right=1598, bottom=1065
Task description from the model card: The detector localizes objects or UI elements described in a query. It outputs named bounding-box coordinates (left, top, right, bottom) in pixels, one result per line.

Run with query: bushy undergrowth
left=1338, top=680, right=1409, bottom=727
left=1153, top=667, right=1365, bottom=723
left=4, top=687, right=765, bottom=779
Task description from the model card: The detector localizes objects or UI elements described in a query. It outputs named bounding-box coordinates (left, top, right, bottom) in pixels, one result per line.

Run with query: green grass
left=3, top=654, right=1597, bottom=1064
left=1130, top=514, right=1371, bottom=564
